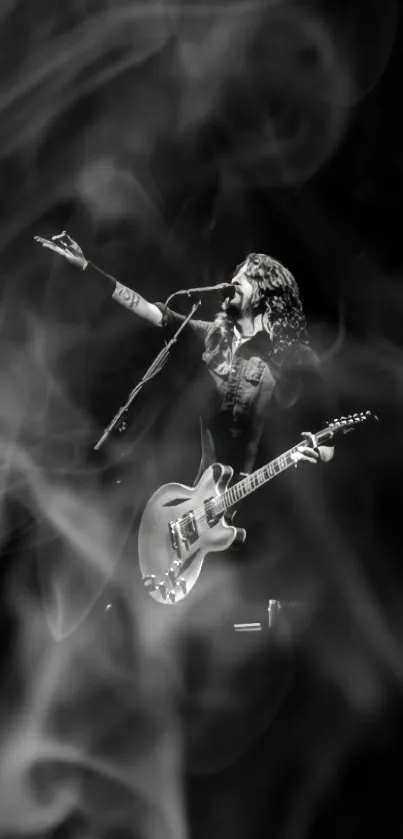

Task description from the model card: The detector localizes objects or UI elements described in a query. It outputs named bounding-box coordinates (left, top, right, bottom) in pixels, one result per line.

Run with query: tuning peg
left=168, top=589, right=177, bottom=603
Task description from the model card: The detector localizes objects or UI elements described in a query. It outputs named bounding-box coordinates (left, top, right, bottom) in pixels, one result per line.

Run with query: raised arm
left=34, top=231, right=163, bottom=327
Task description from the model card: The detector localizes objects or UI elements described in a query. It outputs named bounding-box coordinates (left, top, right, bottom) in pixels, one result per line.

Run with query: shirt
left=155, top=304, right=334, bottom=478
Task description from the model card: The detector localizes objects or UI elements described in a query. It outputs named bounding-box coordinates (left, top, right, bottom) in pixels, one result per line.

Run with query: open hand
left=291, top=431, right=335, bottom=467
left=34, top=231, right=88, bottom=270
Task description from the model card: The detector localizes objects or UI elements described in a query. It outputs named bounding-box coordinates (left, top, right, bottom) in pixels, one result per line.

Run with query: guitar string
left=177, top=443, right=302, bottom=531
left=165, top=446, right=302, bottom=583
left=175, top=419, right=358, bottom=533
left=151, top=417, right=363, bottom=592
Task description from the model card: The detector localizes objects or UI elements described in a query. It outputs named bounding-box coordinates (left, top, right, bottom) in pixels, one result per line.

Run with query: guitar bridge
left=177, top=511, right=198, bottom=544
left=169, top=512, right=198, bottom=554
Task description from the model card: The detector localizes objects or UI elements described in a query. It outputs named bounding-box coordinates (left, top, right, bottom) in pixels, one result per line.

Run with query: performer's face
left=229, top=261, right=254, bottom=312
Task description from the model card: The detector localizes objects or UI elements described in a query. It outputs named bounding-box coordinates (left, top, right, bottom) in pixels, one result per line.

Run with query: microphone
left=179, top=283, right=235, bottom=299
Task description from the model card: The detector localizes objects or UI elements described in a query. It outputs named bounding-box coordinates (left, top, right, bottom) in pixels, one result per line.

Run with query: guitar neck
left=214, top=426, right=333, bottom=514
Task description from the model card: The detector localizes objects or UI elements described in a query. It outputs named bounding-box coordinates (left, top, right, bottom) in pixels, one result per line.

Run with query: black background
left=1, top=1, right=403, bottom=837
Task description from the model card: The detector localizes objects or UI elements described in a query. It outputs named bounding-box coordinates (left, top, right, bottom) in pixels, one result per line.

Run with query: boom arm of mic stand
left=93, top=298, right=202, bottom=451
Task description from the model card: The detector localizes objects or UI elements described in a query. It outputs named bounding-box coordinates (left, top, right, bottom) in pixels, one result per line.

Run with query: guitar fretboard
left=212, top=427, right=332, bottom=516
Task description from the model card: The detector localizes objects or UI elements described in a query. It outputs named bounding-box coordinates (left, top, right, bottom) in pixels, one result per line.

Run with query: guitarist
left=34, top=234, right=335, bottom=477
left=35, top=234, right=337, bottom=593
left=35, top=233, right=339, bottom=769
left=35, top=233, right=336, bottom=575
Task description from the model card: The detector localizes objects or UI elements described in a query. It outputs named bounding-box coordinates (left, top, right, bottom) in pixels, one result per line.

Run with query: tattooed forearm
left=112, top=281, right=141, bottom=311
left=111, top=279, right=162, bottom=325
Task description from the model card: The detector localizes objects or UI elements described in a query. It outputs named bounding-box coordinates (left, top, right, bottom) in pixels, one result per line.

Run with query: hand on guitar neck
left=138, top=412, right=377, bottom=605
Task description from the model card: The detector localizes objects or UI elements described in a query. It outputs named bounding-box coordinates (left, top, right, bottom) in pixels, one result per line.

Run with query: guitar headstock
left=326, top=410, right=378, bottom=435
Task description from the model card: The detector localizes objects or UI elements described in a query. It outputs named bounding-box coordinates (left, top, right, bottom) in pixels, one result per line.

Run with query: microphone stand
left=94, top=294, right=202, bottom=451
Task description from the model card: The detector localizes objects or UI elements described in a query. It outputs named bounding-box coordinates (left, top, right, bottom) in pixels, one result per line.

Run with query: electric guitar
left=139, top=412, right=376, bottom=605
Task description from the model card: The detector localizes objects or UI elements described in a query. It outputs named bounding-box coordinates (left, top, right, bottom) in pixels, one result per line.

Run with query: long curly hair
left=202, top=253, right=309, bottom=372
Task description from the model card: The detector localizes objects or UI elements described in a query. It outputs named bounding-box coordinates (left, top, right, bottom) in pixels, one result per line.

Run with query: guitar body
left=138, top=464, right=246, bottom=604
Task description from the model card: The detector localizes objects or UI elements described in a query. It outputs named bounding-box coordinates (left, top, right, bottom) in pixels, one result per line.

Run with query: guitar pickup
left=204, top=497, right=219, bottom=527
left=177, top=511, right=198, bottom=544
